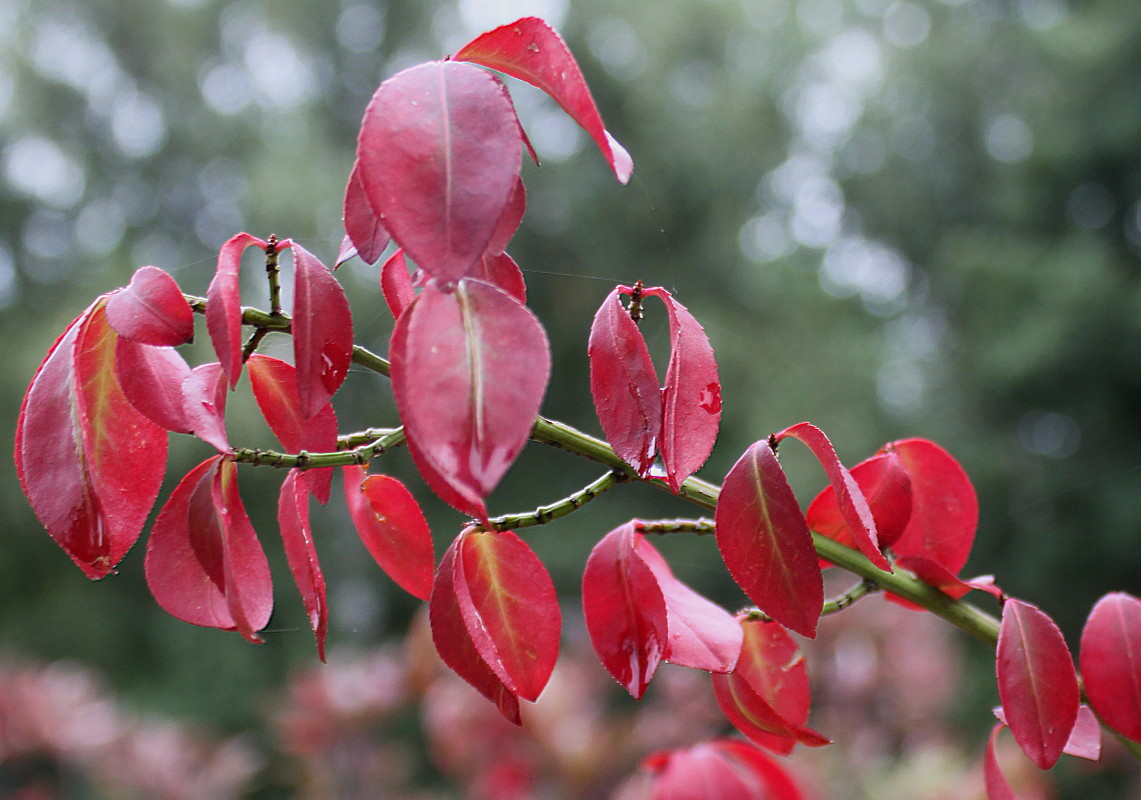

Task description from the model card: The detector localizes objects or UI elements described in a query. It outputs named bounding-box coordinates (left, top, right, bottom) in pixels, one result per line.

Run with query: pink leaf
left=715, top=440, right=823, bottom=638
left=644, top=739, right=807, bottom=800
left=486, top=176, right=526, bottom=255
left=636, top=537, right=742, bottom=673
left=206, top=232, right=265, bottom=388
left=455, top=528, right=561, bottom=702
left=1080, top=592, right=1141, bottom=743
left=342, top=466, right=435, bottom=601
left=1064, top=705, right=1102, bottom=760
left=291, top=244, right=354, bottom=420
left=454, top=17, right=633, bottom=184
left=582, top=522, right=668, bottom=698
left=183, top=362, right=230, bottom=452
left=357, top=60, right=522, bottom=283
left=105, top=266, right=194, bottom=346
left=390, top=280, right=550, bottom=520
left=588, top=287, right=661, bottom=478
left=114, top=339, right=192, bottom=433
left=144, top=457, right=273, bottom=643
left=247, top=354, right=337, bottom=504
left=777, top=422, right=889, bottom=571
left=278, top=470, right=328, bottom=660
left=343, top=161, right=391, bottom=265
left=984, top=724, right=1020, bottom=800
left=380, top=248, right=415, bottom=319
left=472, top=251, right=527, bottom=304
left=996, top=599, right=1080, bottom=769
left=644, top=288, right=720, bottom=493
left=430, top=538, right=522, bottom=724
left=333, top=234, right=357, bottom=270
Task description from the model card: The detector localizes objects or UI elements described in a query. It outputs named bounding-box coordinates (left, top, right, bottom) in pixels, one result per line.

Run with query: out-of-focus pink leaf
left=16, top=301, right=167, bottom=579
left=455, top=528, right=560, bottom=702
left=247, top=354, right=337, bottom=504
left=183, top=362, right=230, bottom=452
left=885, top=438, right=978, bottom=575
left=206, top=233, right=265, bottom=388
left=486, top=176, right=526, bottom=255
left=711, top=617, right=827, bottom=753
left=342, top=465, right=435, bottom=600
left=998, top=703, right=1103, bottom=761
left=278, top=469, right=328, bottom=661
left=105, top=266, right=194, bottom=346
left=644, top=739, right=807, bottom=800
left=114, top=339, right=192, bottom=433
left=984, top=724, right=1020, bottom=800
left=588, top=287, right=661, bottom=477
left=454, top=17, right=633, bottom=184
left=343, top=161, right=391, bottom=265
left=636, top=537, right=742, bottom=673
left=644, top=288, right=720, bottom=493
left=715, top=440, right=823, bottom=638
left=430, top=538, right=522, bottom=724
left=291, top=244, right=353, bottom=420
left=1080, top=592, right=1141, bottom=743
left=357, top=60, right=522, bottom=283
left=380, top=248, right=415, bottom=319
left=390, top=280, right=549, bottom=521
left=996, top=599, right=1079, bottom=769
left=473, top=251, right=527, bottom=304
left=582, top=522, right=668, bottom=698
left=777, top=422, right=888, bottom=571
left=144, top=457, right=273, bottom=643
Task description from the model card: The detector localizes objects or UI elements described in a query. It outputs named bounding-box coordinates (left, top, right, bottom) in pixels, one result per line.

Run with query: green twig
left=636, top=517, right=715, bottom=534
left=746, top=579, right=880, bottom=622
left=483, top=470, right=626, bottom=532
left=231, top=428, right=406, bottom=469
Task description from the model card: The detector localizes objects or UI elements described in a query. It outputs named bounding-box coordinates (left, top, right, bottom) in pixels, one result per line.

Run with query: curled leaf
left=206, top=233, right=266, bottom=388
left=291, top=244, right=354, bottom=420
left=278, top=470, right=328, bottom=660
left=343, top=161, right=391, bottom=265
left=105, top=266, right=194, bottom=346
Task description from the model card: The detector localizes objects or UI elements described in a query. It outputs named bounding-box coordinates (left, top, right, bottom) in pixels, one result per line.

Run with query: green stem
left=483, top=470, right=626, bottom=532
left=746, top=578, right=879, bottom=621
left=637, top=517, right=715, bottom=534
left=265, top=235, right=283, bottom=317
left=338, top=427, right=401, bottom=449
left=231, top=428, right=406, bottom=469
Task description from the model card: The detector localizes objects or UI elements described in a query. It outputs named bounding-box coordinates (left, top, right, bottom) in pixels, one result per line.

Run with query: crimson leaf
left=380, top=248, right=415, bottom=319
left=206, top=232, right=265, bottom=388
left=1080, top=592, right=1141, bottom=743
left=182, top=362, right=230, bottom=452
left=290, top=244, right=353, bottom=420
left=808, top=450, right=912, bottom=564
left=277, top=469, right=328, bottom=660
left=343, top=161, right=391, bottom=265
left=105, top=266, right=194, bottom=346
left=114, top=339, right=192, bottom=434
left=644, top=739, right=807, bottom=800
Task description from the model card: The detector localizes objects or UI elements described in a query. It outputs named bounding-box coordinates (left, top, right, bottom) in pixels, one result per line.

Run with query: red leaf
left=996, top=599, right=1080, bottom=769
left=16, top=301, right=167, bottom=579
left=644, top=288, right=720, bottom=493
left=333, top=234, right=357, bottom=270
left=430, top=539, right=522, bottom=724
left=984, top=724, right=1020, bottom=800
left=644, top=739, right=807, bottom=800
left=777, top=422, right=889, bottom=571
left=711, top=617, right=827, bottom=753
left=247, top=354, right=337, bottom=504
left=380, top=248, right=415, bottom=319
left=278, top=470, right=328, bottom=660
left=588, top=287, right=661, bottom=478
left=582, top=522, right=668, bottom=698
left=896, top=556, right=1005, bottom=603
left=357, top=60, right=522, bottom=283
left=114, top=339, right=192, bottom=433
left=472, top=251, right=527, bottom=304
left=884, top=438, right=978, bottom=575
left=144, top=457, right=273, bottom=643
left=1080, top=592, right=1141, bottom=743
left=390, top=280, right=550, bottom=520
left=342, top=466, right=435, bottom=600
left=636, top=537, right=742, bottom=673
left=455, top=528, right=561, bottom=702
left=343, top=161, right=391, bottom=265
left=715, top=440, right=823, bottom=638
left=486, top=176, right=526, bottom=255
left=454, top=17, right=633, bottom=184
left=206, top=232, right=265, bottom=388
left=291, top=244, right=353, bottom=420
left=105, top=266, right=194, bottom=346
left=183, top=362, right=230, bottom=452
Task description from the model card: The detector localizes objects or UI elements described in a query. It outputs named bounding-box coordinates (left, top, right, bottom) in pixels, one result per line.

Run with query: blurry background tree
left=1, top=0, right=1139, bottom=797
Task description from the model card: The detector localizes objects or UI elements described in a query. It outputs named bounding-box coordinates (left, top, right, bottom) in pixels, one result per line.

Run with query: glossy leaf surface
left=342, top=466, right=434, bottom=600
left=778, top=422, right=888, bottom=571
left=996, top=599, right=1079, bottom=769
left=343, top=161, right=391, bottom=265
left=454, top=17, right=633, bottom=184
left=357, top=60, right=521, bottom=283
left=715, top=440, right=823, bottom=638
left=1080, top=592, right=1141, bottom=743
left=206, top=232, right=265, bottom=388
left=105, top=266, right=194, bottom=346
left=645, top=288, right=721, bottom=493
left=290, top=244, right=354, bottom=420
left=390, top=280, right=550, bottom=520
left=430, top=539, right=521, bottom=724
left=582, top=522, right=668, bottom=698
left=808, top=451, right=912, bottom=564
left=456, top=528, right=560, bottom=701
left=278, top=470, right=327, bottom=660
left=588, top=287, right=661, bottom=477
left=114, top=340, right=192, bottom=434
left=247, top=354, right=337, bottom=504
left=637, top=537, right=742, bottom=673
